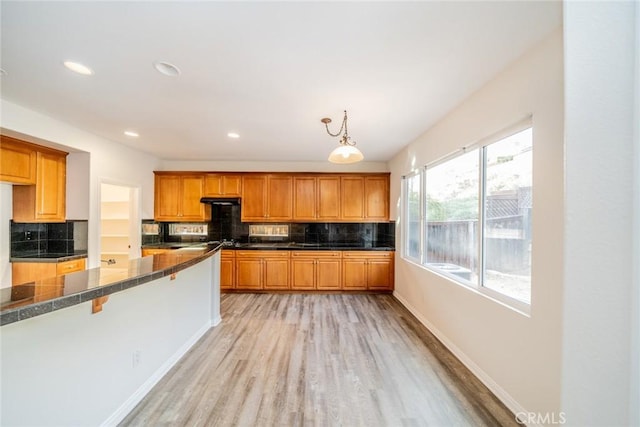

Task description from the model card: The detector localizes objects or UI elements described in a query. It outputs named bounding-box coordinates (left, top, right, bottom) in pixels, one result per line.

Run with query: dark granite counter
left=9, top=252, right=89, bottom=263
left=0, top=243, right=221, bottom=326
left=143, top=242, right=395, bottom=251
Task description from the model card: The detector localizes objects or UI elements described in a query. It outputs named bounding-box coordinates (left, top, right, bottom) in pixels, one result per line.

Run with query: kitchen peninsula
left=0, top=244, right=222, bottom=426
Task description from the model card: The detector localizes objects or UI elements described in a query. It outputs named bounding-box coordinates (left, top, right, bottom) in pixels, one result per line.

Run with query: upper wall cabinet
left=340, top=175, right=389, bottom=222
left=154, top=172, right=209, bottom=222
left=5, top=137, right=68, bottom=223
left=0, top=135, right=37, bottom=184
left=241, top=175, right=292, bottom=222
left=204, top=174, right=241, bottom=197
left=293, top=176, right=340, bottom=221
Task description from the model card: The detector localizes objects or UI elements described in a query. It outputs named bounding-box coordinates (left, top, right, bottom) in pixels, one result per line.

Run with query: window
left=404, top=171, right=422, bottom=261
left=402, top=123, right=533, bottom=307
left=425, top=149, right=480, bottom=285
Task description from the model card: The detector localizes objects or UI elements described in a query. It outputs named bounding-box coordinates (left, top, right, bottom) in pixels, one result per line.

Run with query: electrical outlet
left=132, top=350, right=142, bottom=368
left=25, top=231, right=32, bottom=240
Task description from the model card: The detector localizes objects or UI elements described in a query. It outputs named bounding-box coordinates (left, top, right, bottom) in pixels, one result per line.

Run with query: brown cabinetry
left=340, top=176, right=389, bottom=221
left=220, top=249, right=236, bottom=290
left=154, top=173, right=209, bottom=221
left=241, top=175, right=292, bottom=222
left=293, top=176, right=340, bottom=221
left=342, top=251, right=394, bottom=291
left=204, top=174, right=241, bottom=197
left=13, top=147, right=67, bottom=223
left=235, top=251, right=290, bottom=290
left=141, top=248, right=172, bottom=257
left=290, top=251, right=341, bottom=290
left=12, top=258, right=86, bottom=286
left=0, top=135, right=37, bottom=184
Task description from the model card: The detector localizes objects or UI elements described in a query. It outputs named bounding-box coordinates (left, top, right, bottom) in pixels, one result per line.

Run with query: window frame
left=401, top=118, right=533, bottom=314
left=402, top=169, right=424, bottom=264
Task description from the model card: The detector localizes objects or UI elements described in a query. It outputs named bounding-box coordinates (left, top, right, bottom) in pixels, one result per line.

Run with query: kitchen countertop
left=1, top=243, right=221, bottom=326
left=144, top=242, right=395, bottom=251
left=9, top=252, right=89, bottom=263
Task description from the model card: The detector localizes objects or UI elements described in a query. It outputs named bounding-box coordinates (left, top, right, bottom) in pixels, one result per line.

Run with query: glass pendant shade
left=328, top=144, right=364, bottom=164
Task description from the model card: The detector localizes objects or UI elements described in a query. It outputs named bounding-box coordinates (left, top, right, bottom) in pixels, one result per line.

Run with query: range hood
left=200, top=197, right=241, bottom=206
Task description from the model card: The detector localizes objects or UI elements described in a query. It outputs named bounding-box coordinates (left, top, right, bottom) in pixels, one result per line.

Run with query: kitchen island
left=0, top=244, right=222, bottom=426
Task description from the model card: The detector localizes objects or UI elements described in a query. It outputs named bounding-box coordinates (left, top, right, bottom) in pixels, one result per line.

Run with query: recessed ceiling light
left=63, top=61, right=94, bottom=76
left=153, top=61, right=181, bottom=77
left=227, top=132, right=240, bottom=139
left=124, top=130, right=139, bottom=137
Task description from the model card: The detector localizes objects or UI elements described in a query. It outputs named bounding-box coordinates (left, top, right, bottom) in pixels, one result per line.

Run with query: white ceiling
left=0, top=1, right=561, bottom=163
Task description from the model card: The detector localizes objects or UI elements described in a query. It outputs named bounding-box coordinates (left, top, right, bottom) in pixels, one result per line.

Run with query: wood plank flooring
left=120, top=294, right=518, bottom=426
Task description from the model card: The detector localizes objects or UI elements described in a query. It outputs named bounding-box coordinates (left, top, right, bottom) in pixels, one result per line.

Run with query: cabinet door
left=340, top=176, right=364, bottom=220
left=0, top=136, right=36, bottom=184
left=367, top=259, right=393, bottom=290
left=267, top=176, right=292, bottom=221
left=155, top=175, right=181, bottom=219
left=12, top=262, right=56, bottom=286
left=180, top=175, right=206, bottom=220
left=236, top=258, right=263, bottom=290
left=204, top=174, right=242, bottom=196
left=220, top=256, right=235, bottom=290
left=264, top=258, right=290, bottom=290
left=34, top=151, right=66, bottom=221
left=293, top=177, right=317, bottom=220
left=342, top=259, right=367, bottom=290
left=290, top=258, right=316, bottom=290
left=317, top=176, right=340, bottom=220
left=316, top=259, right=342, bottom=290
left=364, top=176, right=389, bottom=220
left=241, top=175, right=267, bottom=221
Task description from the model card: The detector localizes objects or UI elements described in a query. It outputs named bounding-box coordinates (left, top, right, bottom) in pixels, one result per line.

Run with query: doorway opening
left=100, top=182, right=140, bottom=271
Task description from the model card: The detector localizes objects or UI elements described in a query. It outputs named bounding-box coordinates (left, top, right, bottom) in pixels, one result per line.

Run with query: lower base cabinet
left=235, top=251, right=290, bottom=290
left=290, top=251, right=341, bottom=290
left=342, top=251, right=394, bottom=291
left=225, top=250, right=394, bottom=292
left=220, top=250, right=236, bottom=290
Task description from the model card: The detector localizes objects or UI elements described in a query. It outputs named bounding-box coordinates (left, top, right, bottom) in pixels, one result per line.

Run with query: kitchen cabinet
left=0, top=135, right=36, bottom=184
left=204, top=174, right=241, bottom=197
left=340, top=175, right=389, bottom=221
left=141, top=248, right=172, bottom=257
left=12, top=258, right=86, bottom=286
left=342, top=251, right=394, bottom=291
left=290, top=251, right=341, bottom=290
left=241, top=175, right=292, bottom=222
left=220, top=249, right=235, bottom=290
left=292, top=176, right=340, bottom=221
left=154, top=173, right=209, bottom=221
left=235, top=250, right=290, bottom=290
left=13, top=148, right=67, bottom=222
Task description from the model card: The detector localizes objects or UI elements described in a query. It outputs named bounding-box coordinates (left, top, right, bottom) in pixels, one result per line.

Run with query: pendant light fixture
left=322, top=110, right=364, bottom=164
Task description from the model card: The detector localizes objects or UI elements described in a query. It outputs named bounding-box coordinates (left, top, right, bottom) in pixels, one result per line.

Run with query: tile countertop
left=0, top=243, right=222, bottom=327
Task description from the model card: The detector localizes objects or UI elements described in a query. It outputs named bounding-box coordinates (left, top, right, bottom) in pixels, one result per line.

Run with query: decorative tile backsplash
left=10, top=220, right=88, bottom=257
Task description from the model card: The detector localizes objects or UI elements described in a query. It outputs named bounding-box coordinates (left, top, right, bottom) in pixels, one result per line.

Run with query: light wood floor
left=120, top=293, right=518, bottom=426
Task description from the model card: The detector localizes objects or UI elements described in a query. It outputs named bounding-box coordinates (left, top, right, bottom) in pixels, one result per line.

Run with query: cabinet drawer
left=221, top=249, right=236, bottom=258
left=342, top=251, right=393, bottom=258
left=235, top=250, right=290, bottom=258
left=56, top=258, right=86, bottom=275
left=291, top=251, right=341, bottom=258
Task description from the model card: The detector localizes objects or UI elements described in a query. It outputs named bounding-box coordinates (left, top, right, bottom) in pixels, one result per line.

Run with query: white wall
left=562, top=2, right=638, bottom=425
left=1, top=254, right=220, bottom=426
left=0, top=184, right=12, bottom=287
left=0, top=100, right=161, bottom=270
left=388, top=29, right=564, bottom=417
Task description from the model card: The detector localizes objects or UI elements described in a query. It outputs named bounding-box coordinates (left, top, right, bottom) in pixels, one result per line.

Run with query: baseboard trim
left=101, top=322, right=212, bottom=427
left=392, top=291, right=529, bottom=421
